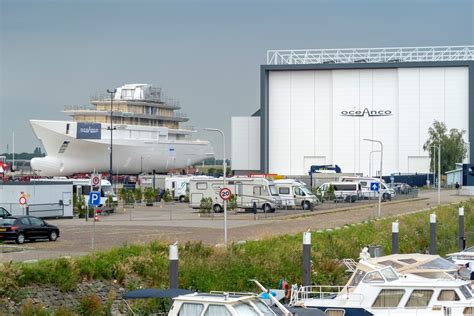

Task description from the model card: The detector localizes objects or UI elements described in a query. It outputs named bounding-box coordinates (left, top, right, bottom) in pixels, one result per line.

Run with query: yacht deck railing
left=290, top=285, right=364, bottom=307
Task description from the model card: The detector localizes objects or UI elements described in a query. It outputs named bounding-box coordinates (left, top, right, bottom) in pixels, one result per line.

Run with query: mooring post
left=169, top=243, right=179, bottom=289
left=459, top=207, right=465, bottom=251
left=303, top=231, right=311, bottom=286
left=430, top=213, right=436, bottom=255
left=392, top=221, right=399, bottom=254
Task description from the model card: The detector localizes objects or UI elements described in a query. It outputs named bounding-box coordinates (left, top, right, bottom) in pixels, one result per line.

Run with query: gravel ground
left=0, top=189, right=469, bottom=262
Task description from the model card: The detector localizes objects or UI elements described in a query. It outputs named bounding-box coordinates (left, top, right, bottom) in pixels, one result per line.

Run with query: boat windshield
left=417, top=258, right=458, bottom=270
left=233, top=302, right=259, bottom=316
left=463, top=246, right=474, bottom=253
left=251, top=299, right=275, bottom=315
left=380, top=267, right=398, bottom=281
left=460, top=285, right=473, bottom=299
left=269, top=185, right=278, bottom=196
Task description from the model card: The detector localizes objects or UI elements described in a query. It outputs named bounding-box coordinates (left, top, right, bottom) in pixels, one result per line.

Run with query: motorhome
left=274, top=179, right=319, bottom=210
left=317, top=182, right=361, bottom=202
left=165, top=176, right=191, bottom=202
left=189, top=177, right=282, bottom=213
left=31, top=178, right=117, bottom=206
left=340, top=176, right=396, bottom=200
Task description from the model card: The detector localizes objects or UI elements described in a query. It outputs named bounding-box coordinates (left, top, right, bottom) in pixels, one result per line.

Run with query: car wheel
left=49, top=231, right=58, bottom=241
left=302, top=201, right=311, bottom=210
left=262, top=204, right=272, bottom=213
left=15, top=233, right=25, bottom=244
left=179, top=196, right=186, bottom=203
left=213, top=204, right=223, bottom=213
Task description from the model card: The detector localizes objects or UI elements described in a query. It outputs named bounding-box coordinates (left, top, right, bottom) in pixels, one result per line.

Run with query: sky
left=0, top=0, right=473, bottom=159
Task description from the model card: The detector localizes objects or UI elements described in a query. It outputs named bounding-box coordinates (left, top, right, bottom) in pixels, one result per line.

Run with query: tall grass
left=0, top=200, right=472, bottom=298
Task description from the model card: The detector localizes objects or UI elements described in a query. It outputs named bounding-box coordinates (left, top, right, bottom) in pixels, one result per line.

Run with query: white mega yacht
left=30, top=84, right=213, bottom=176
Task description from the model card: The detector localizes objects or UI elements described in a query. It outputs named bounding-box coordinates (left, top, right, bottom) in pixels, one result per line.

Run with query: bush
left=133, top=188, right=143, bottom=203
left=78, top=295, right=102, bottom=316
left=199, top=197, right=213, bottom=214
left=228, top=194, right=238, bottom=211
left=143, top=187, right=156, bottom=205
left=162, top=189, right=172, bottom=202
left=73, top=194, right=86, bottom=217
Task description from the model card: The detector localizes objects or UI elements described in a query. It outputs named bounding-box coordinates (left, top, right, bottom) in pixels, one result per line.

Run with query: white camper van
left=165, top=176, right=191, bottom=202
left=189, top=177, right=282, bottom=213
left=339, top=176, right=395, bottom=200
left=318, top=182, right=361, bottom=202
left=274, top=179, right=319, bottom=210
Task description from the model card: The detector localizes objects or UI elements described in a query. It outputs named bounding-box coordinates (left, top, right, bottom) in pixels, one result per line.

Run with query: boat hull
left=30, top=120, right=213, bottom=176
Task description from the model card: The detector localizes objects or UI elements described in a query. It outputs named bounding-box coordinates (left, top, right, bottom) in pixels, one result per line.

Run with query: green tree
left=423, top=120, right=467, bottom=173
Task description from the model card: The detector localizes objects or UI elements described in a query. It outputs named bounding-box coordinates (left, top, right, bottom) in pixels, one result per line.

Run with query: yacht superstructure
left=30, top=84, right=213, bottom=176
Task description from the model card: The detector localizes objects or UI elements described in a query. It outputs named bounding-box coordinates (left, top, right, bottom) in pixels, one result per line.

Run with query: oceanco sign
left=340, top=108, right=392, bottom=117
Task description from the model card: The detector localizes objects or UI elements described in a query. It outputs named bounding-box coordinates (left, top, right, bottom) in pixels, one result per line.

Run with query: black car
left=0, top=207, right=11, bottom=217
left=0, top=216, right=60, bottom=244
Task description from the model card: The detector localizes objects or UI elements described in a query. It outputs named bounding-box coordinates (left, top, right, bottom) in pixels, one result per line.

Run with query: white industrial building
left=232, top=46, right=474, bottom=176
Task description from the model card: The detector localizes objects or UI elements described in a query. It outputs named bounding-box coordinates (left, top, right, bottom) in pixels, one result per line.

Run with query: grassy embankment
left=0, top=200, right=473, bottom=313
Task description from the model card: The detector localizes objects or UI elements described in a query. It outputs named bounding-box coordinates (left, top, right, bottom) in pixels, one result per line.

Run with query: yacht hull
left=30, top=120, right=213, bottom=176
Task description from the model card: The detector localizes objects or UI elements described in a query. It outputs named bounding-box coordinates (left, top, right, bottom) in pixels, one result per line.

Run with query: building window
left=372, top=289, right=405, bottom=308
left=66, top=123, right=70, bottom=134
left=405, top=290, right=433, bottom=308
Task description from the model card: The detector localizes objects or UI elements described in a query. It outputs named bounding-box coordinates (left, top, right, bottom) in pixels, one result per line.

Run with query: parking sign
left=89, top=191, right=101, bottom=206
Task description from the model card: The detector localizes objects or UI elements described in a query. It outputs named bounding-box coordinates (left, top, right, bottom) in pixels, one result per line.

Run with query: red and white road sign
left=91, top=174, right=101, bottom=187
left=219, top=187, right=232, bottom=200
left=19, top=196, right=27, bottom=206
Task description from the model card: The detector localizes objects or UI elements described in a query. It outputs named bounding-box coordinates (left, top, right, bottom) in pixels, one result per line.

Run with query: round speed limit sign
left=219, top=187, right=232, bottom=200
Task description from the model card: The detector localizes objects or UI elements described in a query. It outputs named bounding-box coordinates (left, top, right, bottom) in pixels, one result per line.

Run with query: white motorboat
left=290, top=251, right=474, bottom=316
left=448, top=246, right=474, bottom=272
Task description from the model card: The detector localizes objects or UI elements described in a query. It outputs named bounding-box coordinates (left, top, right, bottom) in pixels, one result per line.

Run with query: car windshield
left=102, top=186, right=115, bottom=196
left=301, top=187, right=313, bottom=196
left=269, top=185, right=278, bottom=196
left=0, top=218, right=16, bottom=226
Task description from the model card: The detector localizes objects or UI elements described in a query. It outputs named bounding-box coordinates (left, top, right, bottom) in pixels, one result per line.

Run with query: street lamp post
left=369, top=150, right=381, bottom=177
left=364, top=139, right=383, bottom=217
left=431, top=144, right=441, bottom=205
left=107, top=89, right=117, bottom=184
left=204, top=128, right=227, bottom=245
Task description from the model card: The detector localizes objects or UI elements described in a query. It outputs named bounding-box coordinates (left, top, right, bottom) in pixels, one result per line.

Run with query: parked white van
left=317, top=182, right=361, bottom=202
left=189, top=177, right=282, bottom=213
left=274, top=179, right=319, bottom=210
left=339, top=176, right=395, bottom=200
left=165, top=176, right=191, bottom=202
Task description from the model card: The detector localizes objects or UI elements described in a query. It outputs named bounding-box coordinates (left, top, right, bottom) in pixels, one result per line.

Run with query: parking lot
left=0, top=189, right=469, bottom=263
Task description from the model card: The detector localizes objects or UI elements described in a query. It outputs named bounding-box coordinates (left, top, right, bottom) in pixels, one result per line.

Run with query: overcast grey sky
left=1, top=0, right=473, bottom=159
